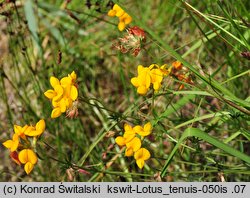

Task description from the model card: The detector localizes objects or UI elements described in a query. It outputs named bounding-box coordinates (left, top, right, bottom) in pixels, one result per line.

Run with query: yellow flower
left=115, top=136, right=126, bottom=146
left=131, top=64, right=170, bottom=95
left=133, top=122, right=152, bottom=137
left=44, top=71, right=78, bottom=118
left=18, top=149, right=38, bottom=174
left=125, top=137, right=141, bottom=157
left=24, top=119, right=45, bottom=137
left=131, top=65, right=151, bottom=95
left=14, top=124, right=28, bottom=140
left=44, top=76, right=64, bottom=102
left=115, top=123, right=136, bottom=146
left=107, top=4, right=132, bottom=31
left=3, top=133, right=19, bottom=152
left=134, top=148, right=151, bottom=169
left=118, top=13, right=132, bottom=31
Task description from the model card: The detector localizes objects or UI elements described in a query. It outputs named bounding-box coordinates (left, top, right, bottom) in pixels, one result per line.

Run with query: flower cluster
left=112, top=26, right=146, bottom=56
left=44, top=71, right=78, bottom=118
left=108, top=4, right=132, bottom=31
left=115, top=122, right=152, bottom=169
left=2, top=120, right=45, bottom=174
left=171, top=61, right=193, bottom=90
left=131, top=64, right=171, bottom=95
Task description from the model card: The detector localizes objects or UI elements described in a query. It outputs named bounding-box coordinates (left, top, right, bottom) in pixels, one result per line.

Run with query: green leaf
left=161, top=127, right=250, bottom=177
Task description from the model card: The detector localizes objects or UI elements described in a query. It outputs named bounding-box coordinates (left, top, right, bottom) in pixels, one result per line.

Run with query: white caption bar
left=0, top=182, right=249, bottom=198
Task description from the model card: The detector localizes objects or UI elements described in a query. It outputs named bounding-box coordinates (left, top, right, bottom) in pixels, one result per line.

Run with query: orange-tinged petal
left=18, top=149, right=28, bottom=164
left=115, top=136, right=126, bottom=146
left=124, top=15, right=132, bottom=24
left=108, top=9, right=116, bottom=17
left=19, top=149, right=37, bottom=165
left=50, top=76, right=60, bottom=88
left=14, top=125, right=22, bottom=135
left=44, top=90, right=56, bottom=99
left=70, top=85, right=78, bottom=100
left=27, top=149, right=38, bottom=164
left=24, top=162, right=34, bottom=174
left=10, top=151, right=21, bottom=165
left=125, top=147, right=134, bottom=157
left=51, top=107, right=62, bottom=118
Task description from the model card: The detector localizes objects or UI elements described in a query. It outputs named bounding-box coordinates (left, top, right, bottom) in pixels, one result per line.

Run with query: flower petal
left=126, top=137, right=141, bottom=152
left=70, top=71, right=77, bottom=81
left=44, top=90, right=56, bottom=99
left=107, top=9, right=116, bottom=17
left=60, top=76, right=72, bottom=87
left=115, top=136, right=126, bottom=146
left=118, top=22, right=125, bottom=31
left=24, top=162, right=34, bottom=174
left=18, top=149, right=29, bottom=164
left=35, top=119, right=45, bottom=135
left=50, top=76, right=60, bottom=88
left=125, top=147, right=134, bottom=157
left=137, top=86, right=148, bottom=95
left=136, top=159, right=144, bottom=169
left=131, top=77, right=139, bottom=87
left=51, top=107, right=62, bottom=118
left=70, top=85, right=78, bottom=100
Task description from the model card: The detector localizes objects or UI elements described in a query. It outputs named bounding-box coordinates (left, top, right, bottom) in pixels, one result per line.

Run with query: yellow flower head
left=24, top=119, right=45, bottom=137
left=115, top=122, right=152, bottom=168
left=131, top=64, right=169, bottom=95
left=14, top=124, right=28, bottom=140
left=3, top=133, right=19, bottom=152
left=2, top=119, right=45, bottom=174
left=18, top=149, right=38, bottom=174
left=133, top=122, right=152, bottom=137
left=134, top=148, right=151, bottom=169
left=131, top=65, right=151, bottom=95
left=107, top=4, right=132, bottom=31
left=115, top=123, right=136, bottom=146
left=44, top=71, right=78, bottom=118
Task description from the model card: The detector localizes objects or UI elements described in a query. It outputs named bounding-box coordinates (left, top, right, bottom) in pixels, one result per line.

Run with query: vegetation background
left=0, top=0, right=249, bottom=181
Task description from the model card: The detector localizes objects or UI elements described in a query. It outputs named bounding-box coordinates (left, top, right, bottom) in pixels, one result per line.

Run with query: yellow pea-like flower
left=134, top=148, right=151, bottom=169
left=24, top=119, right=45, bottom=137
left=44, top=71, right=79, bottom=118
left=18, top=149, right=38, bottom=174
left=2, top=133, right=19, bottom=152
left=107, top=4, right=132, bottom=31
